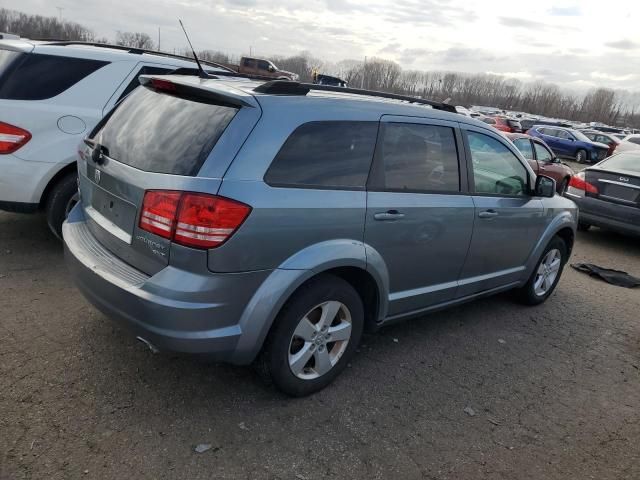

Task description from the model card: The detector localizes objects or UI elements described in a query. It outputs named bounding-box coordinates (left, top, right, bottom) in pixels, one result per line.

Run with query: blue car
left=528, top=125, right=609, bottom=164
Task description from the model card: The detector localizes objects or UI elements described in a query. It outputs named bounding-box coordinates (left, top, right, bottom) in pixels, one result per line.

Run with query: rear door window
left=0, top=53, right=108, bottom=100
left=372, top=123, right=460, bottom=192
left=265, top=121, right=378, bottom=189
left=92, top=86, right=238, bottom=176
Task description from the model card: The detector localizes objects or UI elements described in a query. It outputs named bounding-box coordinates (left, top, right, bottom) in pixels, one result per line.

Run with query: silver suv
left=63, top=76, right=577, bottom=396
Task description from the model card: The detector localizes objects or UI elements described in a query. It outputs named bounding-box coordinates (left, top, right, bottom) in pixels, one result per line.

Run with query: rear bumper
left=62, top=207, right=272, bottom=363
left=568, top=195, right=640, bottom=236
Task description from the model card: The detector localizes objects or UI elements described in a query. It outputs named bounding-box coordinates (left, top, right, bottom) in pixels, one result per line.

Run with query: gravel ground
left=1, top=209, right=639, bottom=480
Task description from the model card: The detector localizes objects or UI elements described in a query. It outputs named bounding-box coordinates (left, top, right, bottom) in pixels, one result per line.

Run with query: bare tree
left=0, top=7, right=95, bottom=41
left=115, top=31, right=155, bottom=50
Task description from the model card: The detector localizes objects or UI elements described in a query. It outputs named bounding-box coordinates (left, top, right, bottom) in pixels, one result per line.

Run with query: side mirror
left=268, top=65, right=275, bottom=72
left=535, top=175, right=556, bottom=198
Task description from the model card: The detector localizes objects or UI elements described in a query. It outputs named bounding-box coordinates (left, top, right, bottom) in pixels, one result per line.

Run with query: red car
left=505, top=133, right=574, bottom=194
left=481, top=115, right=523, bottom=133
left=582, top=130, right=620, bottom=157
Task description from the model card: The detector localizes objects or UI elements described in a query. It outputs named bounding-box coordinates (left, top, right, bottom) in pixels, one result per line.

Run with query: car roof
left=146, top=74, right=499, bottom=131
left=0, top=39, right=231, bottom=71
left=504, top=133, right=532, bottom=140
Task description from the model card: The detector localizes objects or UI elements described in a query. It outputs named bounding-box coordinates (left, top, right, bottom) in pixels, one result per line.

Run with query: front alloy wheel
left=533, top=248, right=562, bottom=296
left=515, top=236, right=567, bottom=305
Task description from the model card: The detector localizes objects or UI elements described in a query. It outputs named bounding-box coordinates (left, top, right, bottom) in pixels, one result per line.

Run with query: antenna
left=178, top=19, right=211, bottom=79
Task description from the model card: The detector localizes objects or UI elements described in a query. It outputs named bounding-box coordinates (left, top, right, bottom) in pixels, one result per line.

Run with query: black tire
left=558, top=178, right=569, bottom=195
left=515, top=236, right=568, bottom=306
left=45, top=172, right=79, bottom=240
left=575, top=149, right=587, bottom=164
left=258, top=274, right=364, bottom=397
left=577, top=222, right=591, bottom=232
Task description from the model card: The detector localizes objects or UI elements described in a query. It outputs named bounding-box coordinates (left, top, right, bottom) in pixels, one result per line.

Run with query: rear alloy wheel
left=516, top=237, right=567, bottom=305
left=288, top=301, right=352, bottom=380
left=575, top=149, right=587, bottom=164
left=45, top=172, right=79, bottom=240
left=259, top=274, right=364, bottom=397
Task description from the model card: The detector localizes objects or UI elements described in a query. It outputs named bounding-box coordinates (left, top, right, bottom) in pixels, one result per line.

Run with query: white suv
left=0, top=39, right=231, bottom=237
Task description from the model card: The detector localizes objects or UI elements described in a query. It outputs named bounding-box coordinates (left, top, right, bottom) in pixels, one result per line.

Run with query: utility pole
left=361, top=56, right=366, bottom=89
left=56, top=6, right=64, bottom=22
left=158, top=27, right=161, bottom=51
left=249, top=45, right=253, bottom=56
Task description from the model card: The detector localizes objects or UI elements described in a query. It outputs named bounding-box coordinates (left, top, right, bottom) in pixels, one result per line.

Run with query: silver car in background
left=63, top=76, right=577, bottom=396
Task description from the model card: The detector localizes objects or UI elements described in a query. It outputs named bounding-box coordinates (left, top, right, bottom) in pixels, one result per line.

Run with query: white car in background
left=455, top=105, right=472, bottom=116
left=0, top=39, right=231, bottom=237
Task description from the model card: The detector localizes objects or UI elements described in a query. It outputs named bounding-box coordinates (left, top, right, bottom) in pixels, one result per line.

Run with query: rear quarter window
left=0, top=53, right=108, bottom=100
left=265, top=121, right=378, bottom=189
left=92, top=86, right=238, bottom=176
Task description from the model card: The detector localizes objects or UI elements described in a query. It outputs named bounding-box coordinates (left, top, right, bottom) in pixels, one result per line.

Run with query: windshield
left=601, top=153, right=640, bottom=173
left=627, top=137, right=640, bottom=145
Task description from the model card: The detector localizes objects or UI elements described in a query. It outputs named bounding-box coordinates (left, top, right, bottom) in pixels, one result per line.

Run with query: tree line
left=2, top=7, right=638, bottom=128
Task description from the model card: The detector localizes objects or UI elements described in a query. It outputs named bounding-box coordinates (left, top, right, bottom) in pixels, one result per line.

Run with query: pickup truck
left=226, top=56, right=298, bottom=80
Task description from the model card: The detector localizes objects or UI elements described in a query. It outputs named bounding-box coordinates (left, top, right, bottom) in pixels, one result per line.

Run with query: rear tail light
left=0, top=121, right=31, bottom=154
left=139, top=190, right=251, bottom=249
left=567, top=172, right=598, bottom=197
left=139, top=191, right=181, bottom=238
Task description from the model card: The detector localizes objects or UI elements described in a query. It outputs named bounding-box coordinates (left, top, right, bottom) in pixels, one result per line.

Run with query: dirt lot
left=1, top=206, right=639, bottom=480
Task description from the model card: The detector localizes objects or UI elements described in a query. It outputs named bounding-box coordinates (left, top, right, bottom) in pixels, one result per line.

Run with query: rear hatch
left=78, top=76, right=259, bottom=275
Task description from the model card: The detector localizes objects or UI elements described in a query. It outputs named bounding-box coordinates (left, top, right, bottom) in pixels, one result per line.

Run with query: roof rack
left=36, top=40, right=231, bottom=71
left=253, top=80, right=457, bottom=113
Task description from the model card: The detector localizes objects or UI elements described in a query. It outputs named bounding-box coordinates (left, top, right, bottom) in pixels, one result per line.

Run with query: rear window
left=92, top=86, right=238, bottom=176
left=265, top=121, right=378, bottom=189
left=601, top=153, right=640, bottom=173
left=0, top=53, right=108, bottom=100
left=0, top=50, right=21, bottom=77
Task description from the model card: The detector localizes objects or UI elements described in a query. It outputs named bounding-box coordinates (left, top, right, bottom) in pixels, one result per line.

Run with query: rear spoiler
left=138, top=75, right=257, bottom=108
left=0, top=39, right=35, bottom=53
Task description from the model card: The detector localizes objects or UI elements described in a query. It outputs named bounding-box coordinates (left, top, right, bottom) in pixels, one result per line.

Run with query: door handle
left=478, top=210, right=499, bottom=219
left=374, top=210, right=405, bottom=221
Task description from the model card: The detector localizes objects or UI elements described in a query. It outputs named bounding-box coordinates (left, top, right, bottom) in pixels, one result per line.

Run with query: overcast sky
left=5, top=0, right=640, bottom=92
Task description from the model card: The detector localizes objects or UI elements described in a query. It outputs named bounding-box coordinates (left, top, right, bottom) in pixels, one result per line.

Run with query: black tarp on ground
left=571, top=263, right=640, bottom=288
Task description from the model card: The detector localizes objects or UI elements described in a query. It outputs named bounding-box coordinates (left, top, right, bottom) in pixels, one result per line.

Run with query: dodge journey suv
left=63, top=75, right=577, bottom=396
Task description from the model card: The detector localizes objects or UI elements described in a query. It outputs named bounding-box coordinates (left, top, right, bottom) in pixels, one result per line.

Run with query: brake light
left=568, top=172, right=598, bottom=195
left=0, top=121, right=31, bottom=154
left=150, top=78, right=177, bottom=93
left=139, top=191, right=251, bottom=249
left=139, top=191, right=181, bottom=238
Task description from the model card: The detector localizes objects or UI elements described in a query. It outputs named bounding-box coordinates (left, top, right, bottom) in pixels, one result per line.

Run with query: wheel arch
left=39, top=162, right=77, bottom=208
left=524, top=212, right=576, bottom=279
left=230, top=241, right=390, bottom=365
